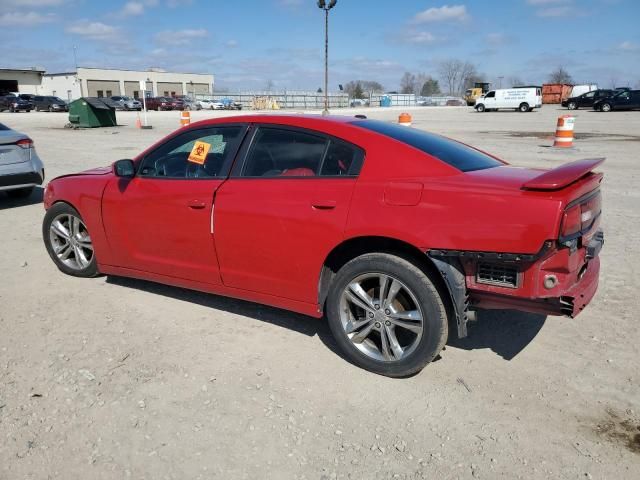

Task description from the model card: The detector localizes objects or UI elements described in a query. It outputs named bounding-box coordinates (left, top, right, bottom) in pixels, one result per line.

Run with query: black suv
left=0, top=94, right=33, bottom=112
left=561, top=89, right=614, bottom=110
left=33, top=96, right=69, bottom=112
left=593, top=90, right=640, bottom=112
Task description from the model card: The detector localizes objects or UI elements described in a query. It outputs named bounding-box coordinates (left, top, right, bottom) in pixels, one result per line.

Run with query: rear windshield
left=352, top=119, right=502, bottom=172
left=0, top=123, right=9, bottom=131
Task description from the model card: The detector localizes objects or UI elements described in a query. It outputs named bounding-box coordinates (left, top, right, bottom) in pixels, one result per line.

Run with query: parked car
left=110, top=95, right=142, bottom=111
left=33, top=96, right=69, bottom=112
left=593, top=90, right=640, bottom=112
left=168, top=98, right=185, bottom=110
left=221, top=98, right=242, bottom=110
left=182, top=98, right=202, bottom=111
left=0, top=122, right=44, bottom=197
left=561, top=89, right=614, bottom=110
left=475, top=87, right=542, bottom=112
left=145, top=97, right=173, bottom=111
left=0, top=94, right=33, bottom=112
left=41, top=115, right=604, bottom=377
left=197, top=99, right=213, bottom=109
left=207, top=99, right=225, bottom=110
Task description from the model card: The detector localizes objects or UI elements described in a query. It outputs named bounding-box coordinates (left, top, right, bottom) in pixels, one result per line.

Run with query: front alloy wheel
left=43, top=203, right=98, bottom=277
left=327, top=253, right=448, bottom=377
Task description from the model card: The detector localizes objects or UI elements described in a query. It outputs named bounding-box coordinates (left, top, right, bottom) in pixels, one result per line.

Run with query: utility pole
left=317, top=0, right=337, bottom=116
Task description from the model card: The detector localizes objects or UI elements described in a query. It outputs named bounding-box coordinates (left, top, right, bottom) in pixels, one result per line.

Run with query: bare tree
left=548, top=67, right=573, bottom=84
left=265, top=79, right=275, bottom=91
left=438, top=59, right=463, bottom=96
left=400, top=72, right=416, bottom=94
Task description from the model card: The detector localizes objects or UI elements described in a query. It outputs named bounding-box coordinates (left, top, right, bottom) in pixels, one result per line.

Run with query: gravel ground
left=1, top=105, right=639, bottom=479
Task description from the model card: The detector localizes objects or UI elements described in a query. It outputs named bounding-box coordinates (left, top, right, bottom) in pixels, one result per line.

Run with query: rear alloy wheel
left=326, top=253, right=448, bottom=377
left=601, top=103, right=612, bottom=112
left=519, top=102, right=530, bottom=112
left=568, top=102, right=577, bottom=110
left=43, top=203, right=98, bottom=277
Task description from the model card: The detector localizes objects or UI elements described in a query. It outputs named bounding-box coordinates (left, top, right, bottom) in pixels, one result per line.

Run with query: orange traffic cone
left=135, top=115, right=142, bottom=129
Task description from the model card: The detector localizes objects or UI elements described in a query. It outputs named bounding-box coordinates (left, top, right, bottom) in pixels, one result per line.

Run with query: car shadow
left=106, top=276, right=547, bottom=366
left=448, top=310, right=547, bottom=360
left=105, top=275, right=343, bottom=354
left=0, top=186, right=44, bottom=210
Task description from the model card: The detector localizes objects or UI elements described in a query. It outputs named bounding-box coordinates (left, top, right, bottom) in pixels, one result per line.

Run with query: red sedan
left=42, top=115, right=604, bottom=377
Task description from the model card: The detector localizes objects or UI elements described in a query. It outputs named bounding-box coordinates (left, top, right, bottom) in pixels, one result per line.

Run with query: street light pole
left=318, top=0, right=337, bottom=116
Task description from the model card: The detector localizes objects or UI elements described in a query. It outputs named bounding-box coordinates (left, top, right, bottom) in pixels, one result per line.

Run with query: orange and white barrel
left=398, top=112, right=412, bottom=126
left=553, top=115, right=575, bottom=148
left=180, top=110, right=191, bottom=127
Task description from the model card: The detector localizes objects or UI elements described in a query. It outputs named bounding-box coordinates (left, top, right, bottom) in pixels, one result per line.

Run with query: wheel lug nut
left=374, top=322, right=381, bottom=328
left=385, top=309, right=390, bottom=315
left=385, top=320, right=391, bottom=326
left=374, top=304, right=380, bottom=310
left=368, top=312, right=374, bottom=318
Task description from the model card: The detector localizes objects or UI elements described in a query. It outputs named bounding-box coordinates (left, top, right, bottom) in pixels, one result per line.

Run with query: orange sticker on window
left=188, top=140, right=211, bottom=165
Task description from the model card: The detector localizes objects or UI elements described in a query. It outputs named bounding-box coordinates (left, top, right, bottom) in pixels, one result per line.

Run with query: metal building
left=40, top=67, right=214, bottom=101
left=0, top=68, right=45, bottom=95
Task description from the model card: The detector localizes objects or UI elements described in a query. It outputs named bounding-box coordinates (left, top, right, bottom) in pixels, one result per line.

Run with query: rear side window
left=353, top=119, right=502, bottom=172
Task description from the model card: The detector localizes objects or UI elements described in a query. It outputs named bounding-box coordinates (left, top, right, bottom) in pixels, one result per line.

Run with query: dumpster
left=67, top=97, right=117, bottom=128
left=379, top=95, right=392, bottom=107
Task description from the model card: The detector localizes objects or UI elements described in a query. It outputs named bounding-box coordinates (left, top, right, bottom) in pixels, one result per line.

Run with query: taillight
left=560, top=192, right=601, bottom=241
left=560, top=205, right=581, bottom=238
left=16, top=138, right=33, bottom=149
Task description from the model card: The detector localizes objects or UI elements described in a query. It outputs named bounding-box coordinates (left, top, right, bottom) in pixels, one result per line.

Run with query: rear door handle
left=188, top=200, right=206, bottom=209
left=311, top=200, right=337, bottom=210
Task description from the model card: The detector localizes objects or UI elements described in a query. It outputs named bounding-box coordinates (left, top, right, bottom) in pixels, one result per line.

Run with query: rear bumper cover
left=0, top=171, right=44, bottom=189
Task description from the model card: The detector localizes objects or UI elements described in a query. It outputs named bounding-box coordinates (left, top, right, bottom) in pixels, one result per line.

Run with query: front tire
left=43, top=202, right=98, bottom=278
left=326, top=253, right=448, bottom=377
left=476, top=103, right=485, bottom=112
left=567, top=101, right=577, bottom=110
left=601, top=103, right=612, bottom=112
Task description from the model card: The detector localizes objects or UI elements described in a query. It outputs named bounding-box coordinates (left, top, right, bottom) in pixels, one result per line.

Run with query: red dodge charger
left=42, top=115, right=604, bottom=377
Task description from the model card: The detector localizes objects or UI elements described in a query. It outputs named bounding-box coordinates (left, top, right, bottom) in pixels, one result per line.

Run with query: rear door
left=213, top=125, right=364, bottom=303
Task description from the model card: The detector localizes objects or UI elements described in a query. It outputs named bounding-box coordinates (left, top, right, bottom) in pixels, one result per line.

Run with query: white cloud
left=526, top=0, right=570, bottom=4
left=402, top=31, right=440, bottom=45
left=121, top=2, right=144, bottom=16
left=485, top=32, right=515, bottom=46
left=412, top=4, right=469, bottom=23
left=535, top=6, right=572, bottom=17
left=0, top=0, right=67, bottom=5
left=618, top=41, right=640, bottom=52
left=154, top=28, right=208, bottom=46
left=0, top=11, right=56, bottom=25
left=66, top=21, right=120, bottom=41
left=226, top=39, right=238, bottom=48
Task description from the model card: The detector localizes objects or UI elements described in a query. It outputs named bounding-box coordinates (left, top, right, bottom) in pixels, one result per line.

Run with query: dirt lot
left=1, top=105, right=639, bottom=479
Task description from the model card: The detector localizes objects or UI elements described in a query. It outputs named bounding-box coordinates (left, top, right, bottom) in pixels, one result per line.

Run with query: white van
left=474, top=87, right=542, bottom=112
left=569, top=84, right=598, bottom=97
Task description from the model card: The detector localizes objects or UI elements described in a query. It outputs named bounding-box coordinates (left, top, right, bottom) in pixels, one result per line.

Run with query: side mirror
left=113, top=159, right=135, bottom=177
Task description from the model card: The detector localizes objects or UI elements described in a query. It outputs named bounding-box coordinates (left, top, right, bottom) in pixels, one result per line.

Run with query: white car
left=0, top=122, right=45, bottom=197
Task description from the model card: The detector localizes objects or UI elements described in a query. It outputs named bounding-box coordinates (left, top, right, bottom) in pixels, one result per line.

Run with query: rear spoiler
left=521, top=158, right=605, bottom=191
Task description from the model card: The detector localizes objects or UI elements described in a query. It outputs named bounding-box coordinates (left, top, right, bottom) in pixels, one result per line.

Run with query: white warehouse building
left=40, top=67, right=214, bottom=101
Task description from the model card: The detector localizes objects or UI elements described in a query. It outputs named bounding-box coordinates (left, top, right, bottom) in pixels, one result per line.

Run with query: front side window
left=485, top=91, right=496, bottom=98
left=139, top=126, right=245, bottom=179
left=584, top=91, right=595, bottom=98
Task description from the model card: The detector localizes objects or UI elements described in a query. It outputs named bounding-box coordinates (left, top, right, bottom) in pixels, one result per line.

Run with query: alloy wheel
left=48, top=213, right=94, bottom=270
left=339, top=273, right=424, bottom=362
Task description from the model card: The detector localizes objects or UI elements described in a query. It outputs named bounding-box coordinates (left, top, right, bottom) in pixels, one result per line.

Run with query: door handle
left=311, top=200, right=337, bottom=210
left=188, top=200, right=206, bottom=209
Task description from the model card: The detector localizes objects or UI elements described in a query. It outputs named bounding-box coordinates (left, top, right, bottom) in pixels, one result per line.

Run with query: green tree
left=420, top=78, right=441, bottom=96
left=353, top=82, right=365, bottom=99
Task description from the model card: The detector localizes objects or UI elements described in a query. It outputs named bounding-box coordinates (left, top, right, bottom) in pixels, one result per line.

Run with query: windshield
left=352, top=119, right=503, bottom=172
left=122, top=96, right=131, bottom=100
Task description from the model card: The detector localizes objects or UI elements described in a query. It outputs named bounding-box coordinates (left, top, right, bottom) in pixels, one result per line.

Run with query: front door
left=102, top=124, right=247, bottom=285
left=214, top=125, right=365, bottom=303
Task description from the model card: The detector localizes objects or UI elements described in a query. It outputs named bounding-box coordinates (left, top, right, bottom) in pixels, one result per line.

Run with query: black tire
left=6, top=186, right=34, bottom=198
left=42, top=202, right=99, bottom=278
left=519, top=102, right=529, bottom=112
left=476, top=103, right=485, bottom=112
left=567, top=102, right=577, bottom=110
left=48, top=106, right=52, bottom=112
left=326, top=253, right=448, bottom=377
left=601, top=103, right=612, bottom=112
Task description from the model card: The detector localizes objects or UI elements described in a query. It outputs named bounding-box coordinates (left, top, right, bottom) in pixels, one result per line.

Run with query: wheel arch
left=318, top=236, right=461, bottom=334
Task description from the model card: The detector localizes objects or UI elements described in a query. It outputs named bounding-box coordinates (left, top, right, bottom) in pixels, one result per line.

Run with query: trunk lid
left=0, top=130, right=30, bottom=166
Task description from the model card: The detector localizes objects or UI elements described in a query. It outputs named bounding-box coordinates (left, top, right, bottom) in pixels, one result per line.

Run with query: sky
left=1, top=0, right=639, bottom=92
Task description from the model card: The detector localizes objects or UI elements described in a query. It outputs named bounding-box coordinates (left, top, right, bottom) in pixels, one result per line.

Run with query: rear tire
left=326, top=253, right=448, bottom=377
left=519, top=102, right=529, bottom=112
